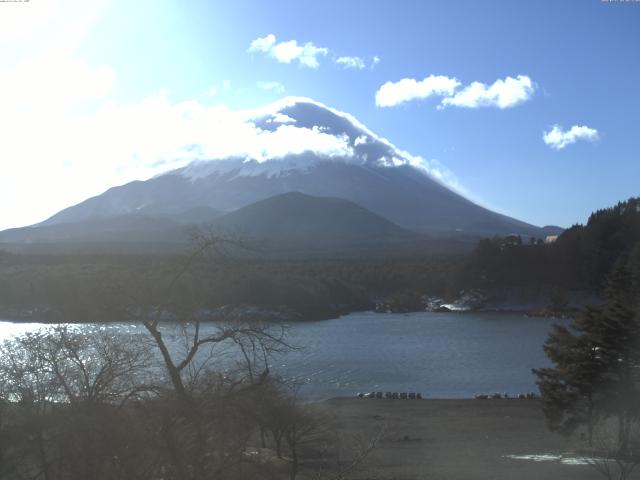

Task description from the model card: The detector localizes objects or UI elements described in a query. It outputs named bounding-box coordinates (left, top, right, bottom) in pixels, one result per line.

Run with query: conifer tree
left=534, top=307, right=605, bottom=445
left=535, top=245, right=640, bottom=450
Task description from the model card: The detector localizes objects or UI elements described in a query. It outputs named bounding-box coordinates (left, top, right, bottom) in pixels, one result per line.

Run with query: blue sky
left=1, top=0, right=639, bottom=230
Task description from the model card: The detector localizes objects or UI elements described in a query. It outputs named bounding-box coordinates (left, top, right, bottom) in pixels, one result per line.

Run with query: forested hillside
left=0, top=251, right=458, bottom=322
left=453, top=197, right=640, bottom=296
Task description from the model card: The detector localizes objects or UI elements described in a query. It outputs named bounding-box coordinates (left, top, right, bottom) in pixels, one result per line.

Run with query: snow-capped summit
left=178, top=97, right=432, bottom=183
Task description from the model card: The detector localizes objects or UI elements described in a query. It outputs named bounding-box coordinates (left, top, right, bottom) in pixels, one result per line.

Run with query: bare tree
left=134, top=230, right=287, bottom=398
left=284, top=400, right=330, bottom=480
left=0, top=326, right=155, bottom=480
left=247, top=379, right=382, bottom=480
left=312, top=427, right=386, bottom=480
left=121, top=229, right=296, bottom=480
left=586, top=419, right=640, bottom=480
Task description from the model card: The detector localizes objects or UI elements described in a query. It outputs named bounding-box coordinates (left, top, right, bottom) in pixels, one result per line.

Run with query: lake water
left=0, top=311, right=563, bottom=400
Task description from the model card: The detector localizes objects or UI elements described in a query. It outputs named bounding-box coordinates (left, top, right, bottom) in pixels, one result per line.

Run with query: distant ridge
left=213, top=192, right=413, bottom=241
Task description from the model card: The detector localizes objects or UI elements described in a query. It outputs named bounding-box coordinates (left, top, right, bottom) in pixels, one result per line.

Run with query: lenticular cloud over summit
left=101, top=95, right=358, bottom=170
left=160, top=96, right=463, bottom=194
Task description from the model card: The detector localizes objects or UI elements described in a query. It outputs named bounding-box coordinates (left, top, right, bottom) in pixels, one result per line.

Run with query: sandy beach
left=317, top=398, right=605, bottom=480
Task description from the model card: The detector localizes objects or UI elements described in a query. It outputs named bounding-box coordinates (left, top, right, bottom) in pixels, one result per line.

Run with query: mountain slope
left=0, top=215, right=186, bottom=245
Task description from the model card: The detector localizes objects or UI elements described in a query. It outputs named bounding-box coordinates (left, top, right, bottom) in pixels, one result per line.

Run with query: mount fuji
left=0, top=97, right=559, bottom=251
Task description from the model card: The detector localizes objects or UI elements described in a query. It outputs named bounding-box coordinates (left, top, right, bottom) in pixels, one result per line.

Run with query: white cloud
left=376, top=74, right=535, bottom=109
left=248, top=33, right=276, bottom=53
left=245, top=125, right=353, bottom=161
left=543, top=124, right=599, bottom=150
left=256, top=81, right=286, bottom=93
left=77, top=95, right=355, bottom=169
left=354, top=135, right=368, bottom=146
left=248, top=34, right=328, bottom=68
left=335, top=56, right=366, bottom=70
left=267, top=113, right=296, bottom=124
left=249, top=34, right=375, bottom=70
left=375, top=75, right=461, bottom=107
left=440, top=75, right=534, bottom=109
left=411, top=158, right=464, bottom=194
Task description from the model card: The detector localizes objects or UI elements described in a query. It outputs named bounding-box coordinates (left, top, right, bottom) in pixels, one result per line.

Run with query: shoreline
left=324, top=395, right=537, bottom=402
left=0, top=304, right=576, bottom=324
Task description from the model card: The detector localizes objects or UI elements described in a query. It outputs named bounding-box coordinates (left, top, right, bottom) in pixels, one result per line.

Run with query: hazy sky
left=1, top=0, right=639, bottom=231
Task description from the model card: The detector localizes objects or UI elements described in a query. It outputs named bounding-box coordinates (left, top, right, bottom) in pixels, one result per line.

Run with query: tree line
left=452, top=197, right=640, bottom=299
left=0, top=250, right=459, bottom=322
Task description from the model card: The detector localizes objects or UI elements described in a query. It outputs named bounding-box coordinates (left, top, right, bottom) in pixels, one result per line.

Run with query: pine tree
left=534, top=308, right=605, bottom=445
left=595, top=254, right=640, bottom=452
left=535, top=245, right=640, bottom=450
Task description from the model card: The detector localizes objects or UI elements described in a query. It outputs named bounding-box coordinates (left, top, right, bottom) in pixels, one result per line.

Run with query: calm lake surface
left=0, top=311, right=563, bottom=399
